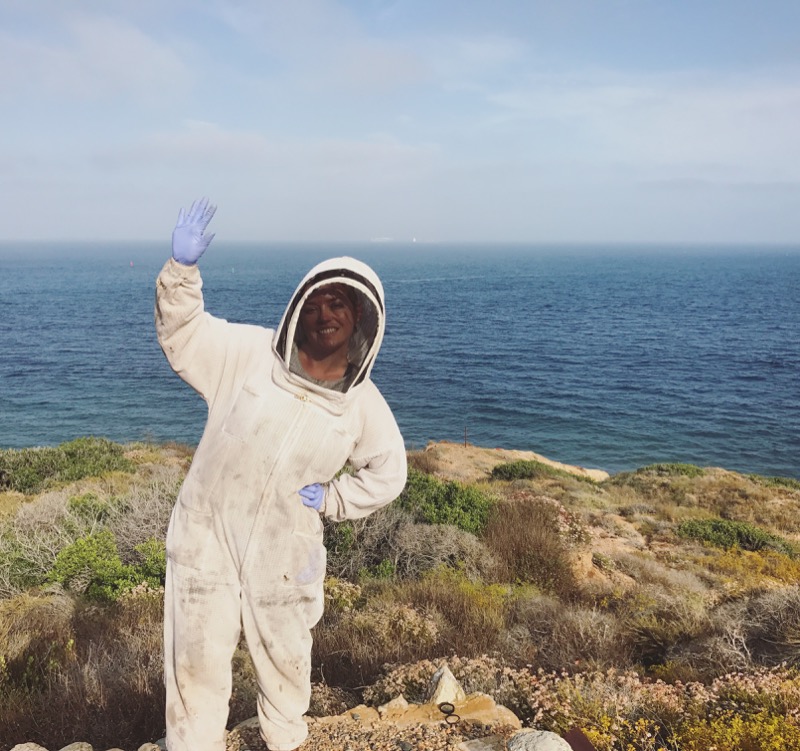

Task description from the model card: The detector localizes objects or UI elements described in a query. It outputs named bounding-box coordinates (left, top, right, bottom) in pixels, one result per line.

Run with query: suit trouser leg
left=164, top=559, right=242, bottom=751
left=241, top=581, right=324, bottom=751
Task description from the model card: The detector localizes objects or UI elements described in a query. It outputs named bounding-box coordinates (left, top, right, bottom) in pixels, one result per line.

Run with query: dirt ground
left=411, top=440, right=609, bottom=484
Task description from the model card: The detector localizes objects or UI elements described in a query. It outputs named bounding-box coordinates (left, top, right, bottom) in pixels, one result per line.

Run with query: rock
left=455, top=736, right=508, bottom=751
left=136, top=745, right=161, bottom=751
left=231, top=716, right=261, bottom=731
left=59, top=744, right=92, bottom=751
left=11, top=745, right=49, bottom=751
left=508, top=729, right=573, bottom=751
left=427, top=663, right=466, bottom=705
left=152, top=740, right=167, bottom=751
left=378, top=694, right=409, bottom=717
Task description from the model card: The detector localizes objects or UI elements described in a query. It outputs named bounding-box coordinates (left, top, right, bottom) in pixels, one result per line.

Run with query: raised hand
left=172, top=197, right=217, bottom=265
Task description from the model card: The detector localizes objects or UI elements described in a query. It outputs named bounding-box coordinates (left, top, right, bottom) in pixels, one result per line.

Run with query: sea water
left=1, top=242, right=798, bottom=479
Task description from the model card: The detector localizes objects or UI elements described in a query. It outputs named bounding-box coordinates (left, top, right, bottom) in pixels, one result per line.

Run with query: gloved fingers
left=200, top=202, right=217, bottom=229
left=175, top=207, right=186, bottom=227
left=186, top=197, right=209, bottom=225
left=298, top=485, right=319, bottom=499
left=201, top=232, right=216, bottom=249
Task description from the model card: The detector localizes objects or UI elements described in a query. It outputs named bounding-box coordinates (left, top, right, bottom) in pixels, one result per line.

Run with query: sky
left=2, top=0, right=800, bottom=244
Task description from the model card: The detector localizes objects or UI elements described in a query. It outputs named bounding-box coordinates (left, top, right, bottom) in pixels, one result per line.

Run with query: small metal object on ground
left=438, top=701, right=461, bottom=725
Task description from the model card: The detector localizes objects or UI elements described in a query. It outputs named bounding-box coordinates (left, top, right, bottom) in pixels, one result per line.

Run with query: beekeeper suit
left=155, top=199, right=407, bottom=751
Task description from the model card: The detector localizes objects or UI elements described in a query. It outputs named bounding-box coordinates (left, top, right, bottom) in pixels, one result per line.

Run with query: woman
left=155, top=198, right=407, bottom=751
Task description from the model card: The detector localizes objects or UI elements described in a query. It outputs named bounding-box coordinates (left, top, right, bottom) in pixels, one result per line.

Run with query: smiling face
left=298, top=284, right=359, bottom=362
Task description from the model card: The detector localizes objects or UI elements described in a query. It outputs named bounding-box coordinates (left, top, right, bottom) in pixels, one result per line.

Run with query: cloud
left=0, top=12, right=190, bottom=103
left=94, top=119, right=435, bottom=167
left=212, top=0, right=426, bottom=92
left=483, top=69, right=800, bottom=182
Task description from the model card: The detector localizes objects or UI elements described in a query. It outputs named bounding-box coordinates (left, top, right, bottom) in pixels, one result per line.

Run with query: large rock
left=508, top=729, right=573, bottom=751
left=428, top=663, right=467, bottom=704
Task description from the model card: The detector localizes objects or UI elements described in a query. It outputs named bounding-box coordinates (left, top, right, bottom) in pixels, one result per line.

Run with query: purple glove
left=172, top=197, right=217, bottom=265
left=299, top=483, right=324, bottom=511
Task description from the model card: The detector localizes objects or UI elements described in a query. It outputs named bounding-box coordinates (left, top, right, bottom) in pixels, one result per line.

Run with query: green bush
left=133, top=537, right=167, bottom=585
left=396, top=468, right=494, bottom=534
left=0, top=438, right=135, bottom=494
left=677, top=518, right=798, bottom=557
left=359, top=559, right=396, bottom=581
left=67, top=493, right=114, bottom=524
left=490, top=459, right=596, bottom=483
left=46, top=531, right=166, bottom=602
left=748, top=474, right=800, bottom=491
left=636, top=463, right=706, bottom=478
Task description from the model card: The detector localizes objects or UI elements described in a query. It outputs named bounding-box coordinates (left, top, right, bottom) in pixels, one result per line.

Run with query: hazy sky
left=3, top=0, right=800, bottom=243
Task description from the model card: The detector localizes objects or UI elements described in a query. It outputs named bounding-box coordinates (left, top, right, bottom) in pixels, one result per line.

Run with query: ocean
left=1, top=242, right=798, bottom=479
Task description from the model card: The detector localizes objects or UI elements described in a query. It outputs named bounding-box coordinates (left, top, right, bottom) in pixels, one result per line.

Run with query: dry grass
left=482, top=494, right=581, bottom=599
left=0, top=586, right=166, bottom=750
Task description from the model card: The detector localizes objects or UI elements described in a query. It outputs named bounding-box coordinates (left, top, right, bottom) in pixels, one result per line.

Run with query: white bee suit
left=155, top=256, right=407, bottom=751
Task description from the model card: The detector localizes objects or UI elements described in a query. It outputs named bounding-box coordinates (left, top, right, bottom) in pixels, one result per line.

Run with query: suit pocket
left=221, top=385, right=262, bottom=440
left=165, top=498, right=214, bottom=571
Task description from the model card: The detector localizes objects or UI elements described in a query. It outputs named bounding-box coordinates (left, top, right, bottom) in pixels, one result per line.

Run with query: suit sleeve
left=154, top=258, right=233, bottom=401
left=322, top=391, right=407, bottom=522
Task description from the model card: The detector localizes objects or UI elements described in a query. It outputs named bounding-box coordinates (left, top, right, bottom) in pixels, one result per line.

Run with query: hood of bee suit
left=274, top=256, right=385, bottom=393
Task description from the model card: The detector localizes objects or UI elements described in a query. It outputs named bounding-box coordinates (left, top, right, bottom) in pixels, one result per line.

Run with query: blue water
left=1, top=242, right=799, bottom=479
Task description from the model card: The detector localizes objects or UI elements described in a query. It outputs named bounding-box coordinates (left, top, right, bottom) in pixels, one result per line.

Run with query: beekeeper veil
left=274, top=257, right=385, bottom=393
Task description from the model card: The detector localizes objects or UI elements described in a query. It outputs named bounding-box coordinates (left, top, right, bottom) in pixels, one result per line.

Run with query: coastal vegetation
left=1, top=439, right=799, bottom=750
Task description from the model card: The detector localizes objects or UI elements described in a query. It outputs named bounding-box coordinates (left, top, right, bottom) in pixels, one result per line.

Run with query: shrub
left=506, top=593, right=633, bottom=671
left=324, top=485, right=496, bottom=582
left=313, top=588, right=444, bottom=689
left=491, top=459, right=596, bottom=484
left=359, top=558, right=396, bottom=580
left=315, top=565, right=511, bottom=689
left=745, top=585, right=800, bottom=665
left=348, top=602, right=440, bottom=653
left=637, top=463, right=706, bottom=478
left=323, top=577, right=362, bottom=613
left=396, top=468, right=494, bottom=534
left=678, top=518, right=798, bottom=557
left=605, top=464, right=706, bottom=507
left=748, top=474, right=800, bottom=491
left=0, top=438, right=135, bottom=495
left=406, top=449, right=441, bottom=474
left=399, top=566, right=509, bottom=653
left=323, top=504, right=411, bottom=581
left=706, top=548, right=800, bottom=589
left=0, top=589, right=77, bottom=691
left=46, top=531, right=166, bottom=602
left=67, top=492, right=113, bottom=524
left=0, top=463, right=181, bottom=598
left=0, top=589, right=166, bottom=750
left=483, top=498, right=579, bottom=598
left=46, top=530, right=133, bottom=601
left=389, top=521, right=496, bottom=581
left=615, top=585, right=711, bottom=668
left=673, top=710, right=800, bottom=751
left=104, top=464, right=183, bottom=560
left=133, top=537, right=167, bottom=586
